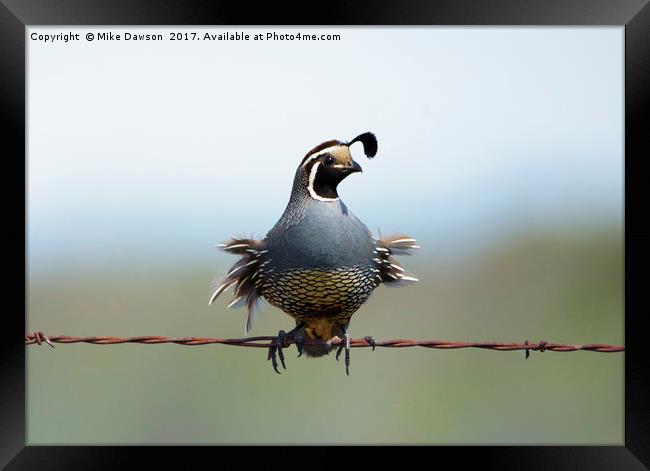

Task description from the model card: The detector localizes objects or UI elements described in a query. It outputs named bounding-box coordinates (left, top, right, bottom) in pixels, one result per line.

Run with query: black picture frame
left=2, top=0, right=648, bottom=468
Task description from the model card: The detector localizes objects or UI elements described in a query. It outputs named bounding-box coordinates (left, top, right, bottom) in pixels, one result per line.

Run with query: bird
left=209, top=132, right=419, bottom=374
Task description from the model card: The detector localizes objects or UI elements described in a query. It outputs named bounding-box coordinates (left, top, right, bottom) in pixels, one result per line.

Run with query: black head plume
left=346, top=132, right=378, bottom=158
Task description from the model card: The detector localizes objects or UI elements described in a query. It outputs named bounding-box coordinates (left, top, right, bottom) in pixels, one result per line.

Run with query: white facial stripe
left=301, top=145, right=342, bottom=167
left=307, top=161, right=339, bottom=202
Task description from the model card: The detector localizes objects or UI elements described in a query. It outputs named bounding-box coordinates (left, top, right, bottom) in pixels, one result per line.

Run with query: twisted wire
left=25, top=332, right=624, bottom=356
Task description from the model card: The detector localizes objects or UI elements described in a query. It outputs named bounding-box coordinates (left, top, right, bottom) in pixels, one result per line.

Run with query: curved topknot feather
left=347, top=132, right=378, bottom=158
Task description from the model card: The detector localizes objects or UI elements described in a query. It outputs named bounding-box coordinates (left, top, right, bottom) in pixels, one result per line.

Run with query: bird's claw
left=277, top=331, right=287, bottom=370
left=336, top=341, right=344, bottom=362
left=344, top=333, right=351, bottom=376
left=268, top=330, right=287, bottom=374
left=267, top=345, right=280, bottom=374
left=334, top=334, right=351, bottom=375
left=294, top=334, right=304, bottom=357
left=364, top=336, right=376, bottom=351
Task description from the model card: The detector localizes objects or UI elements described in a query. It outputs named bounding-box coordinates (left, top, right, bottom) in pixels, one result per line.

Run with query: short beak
left=350, top=160, right=363, bottom=174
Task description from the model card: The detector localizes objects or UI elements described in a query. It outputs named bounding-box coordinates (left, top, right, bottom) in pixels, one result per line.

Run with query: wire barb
left=24, top=332, right=624, bottom=354
left=27, top=332, right=54, bottom=348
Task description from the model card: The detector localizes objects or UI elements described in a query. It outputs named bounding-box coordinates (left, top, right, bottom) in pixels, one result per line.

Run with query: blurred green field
left=27, top=225, right=623, bottom=444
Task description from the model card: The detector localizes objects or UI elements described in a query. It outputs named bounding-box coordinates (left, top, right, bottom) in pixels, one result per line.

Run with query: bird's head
left=297, top=132, right=378, bottom=201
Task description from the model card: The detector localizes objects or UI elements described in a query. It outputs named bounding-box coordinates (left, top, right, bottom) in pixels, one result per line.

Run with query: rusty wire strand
left=25, top=332, right=624, bottom=356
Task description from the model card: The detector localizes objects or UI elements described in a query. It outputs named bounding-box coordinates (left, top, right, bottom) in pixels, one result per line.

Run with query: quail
left=209, top=132, right=419, bottom=374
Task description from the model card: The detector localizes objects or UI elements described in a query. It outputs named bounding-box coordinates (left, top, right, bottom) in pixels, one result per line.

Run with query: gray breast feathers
left=265, top=199, right=375, bottom=270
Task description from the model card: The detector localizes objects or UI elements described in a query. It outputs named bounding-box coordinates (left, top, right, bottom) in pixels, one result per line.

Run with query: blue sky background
left=28, top=27, right=623, bottom=274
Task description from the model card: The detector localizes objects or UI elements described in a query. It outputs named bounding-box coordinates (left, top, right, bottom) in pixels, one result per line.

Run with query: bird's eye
left=324, top=155, right=335, bottom=166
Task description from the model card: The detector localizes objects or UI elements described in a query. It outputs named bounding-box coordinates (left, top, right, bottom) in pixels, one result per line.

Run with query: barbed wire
left=25, top=332, right=624, bottom=358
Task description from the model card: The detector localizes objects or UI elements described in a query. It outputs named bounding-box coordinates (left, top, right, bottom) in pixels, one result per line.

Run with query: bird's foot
left=335, top=333, right=352, bottom=376
left=364, top=335, right=376, bottom=351
left=267, top=330, right=287, bottom=374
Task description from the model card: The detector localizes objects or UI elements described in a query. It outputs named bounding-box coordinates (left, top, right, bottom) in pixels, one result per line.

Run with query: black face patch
left=312, top=162, right=343, bottom=199
left=307, top=153, right=361, bottom=200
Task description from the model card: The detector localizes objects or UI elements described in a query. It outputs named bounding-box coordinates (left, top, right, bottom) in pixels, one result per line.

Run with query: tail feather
left=379, top=234, right=420, bottom=255
left=375, top=233, right=420, bottom=287
left=210, top=237, right=266, bottom=334
left=245, top=294, right=264, bottom=336
left=209, top=278, right=237, bottom=305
